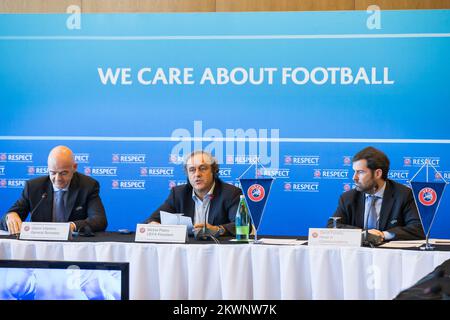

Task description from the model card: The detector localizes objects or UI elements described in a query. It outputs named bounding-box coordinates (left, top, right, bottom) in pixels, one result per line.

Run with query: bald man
left=0, top=146, right=107, bottom=234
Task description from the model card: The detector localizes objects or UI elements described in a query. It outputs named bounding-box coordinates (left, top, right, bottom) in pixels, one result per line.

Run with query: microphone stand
left=362, top=195, right=374, bottom=248
left=195, top=194, right=219, bottom=243
left=14, top=192, right=48, bottom=239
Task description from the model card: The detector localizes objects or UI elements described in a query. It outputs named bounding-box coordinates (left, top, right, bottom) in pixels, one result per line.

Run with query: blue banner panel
left=0, top=11, right=449, bottom=237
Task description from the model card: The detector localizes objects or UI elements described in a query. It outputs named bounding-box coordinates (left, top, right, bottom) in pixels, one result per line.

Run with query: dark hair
left=183, top=151, right=219, bottom=177
left=352, top=146, right=390, bottom=180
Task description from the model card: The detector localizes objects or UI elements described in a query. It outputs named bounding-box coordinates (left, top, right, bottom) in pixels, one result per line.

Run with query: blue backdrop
left=0, top=10, right=449, bottom=237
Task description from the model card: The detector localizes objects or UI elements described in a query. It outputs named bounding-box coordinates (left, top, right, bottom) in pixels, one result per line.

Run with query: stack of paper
left=379, top=238, right=450, bottom=249
left=379, top=241, right=425, bottom=248
left=259, top=238, right=307, bottom=245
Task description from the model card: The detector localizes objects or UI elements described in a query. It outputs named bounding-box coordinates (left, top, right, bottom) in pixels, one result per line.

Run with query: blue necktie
left=54, top=190, right=67, bottom=222
left=366, top=195, right=378, bottom=230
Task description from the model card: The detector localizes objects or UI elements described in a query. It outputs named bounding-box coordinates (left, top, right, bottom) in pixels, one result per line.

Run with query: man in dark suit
left=328, top=146, right=424, bottom=241
left=1, top=146, right=107, bottom=234
left=145, top=151, right=242, bottom=236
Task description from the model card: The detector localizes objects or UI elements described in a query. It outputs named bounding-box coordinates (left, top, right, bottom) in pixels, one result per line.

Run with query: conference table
left=0, top=233, right=449, bottom=300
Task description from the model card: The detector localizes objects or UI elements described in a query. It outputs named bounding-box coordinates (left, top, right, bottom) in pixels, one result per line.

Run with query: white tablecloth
left=1, top=239, right=449, bottom=300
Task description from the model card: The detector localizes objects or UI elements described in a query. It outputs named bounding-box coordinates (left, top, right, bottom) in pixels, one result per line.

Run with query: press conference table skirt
left=1, top=236, right=449, bottom=300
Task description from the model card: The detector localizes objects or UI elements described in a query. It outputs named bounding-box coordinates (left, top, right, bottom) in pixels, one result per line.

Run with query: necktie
left=366, top=195, right=378, bottom=230
left=54, top=190, right=67, bottom=222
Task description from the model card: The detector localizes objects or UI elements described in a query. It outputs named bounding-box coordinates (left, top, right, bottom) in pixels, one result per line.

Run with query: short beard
left=355, top=181, right=378, bottom=194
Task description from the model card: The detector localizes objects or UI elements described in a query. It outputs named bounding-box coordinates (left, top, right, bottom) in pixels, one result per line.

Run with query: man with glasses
left=1, top=145, right=107, bottom=234
left=145, top=150, right=242, bottom=237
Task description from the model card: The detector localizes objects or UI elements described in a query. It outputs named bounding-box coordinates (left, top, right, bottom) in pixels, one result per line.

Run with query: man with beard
left=328, top=146, right=425, bottom=241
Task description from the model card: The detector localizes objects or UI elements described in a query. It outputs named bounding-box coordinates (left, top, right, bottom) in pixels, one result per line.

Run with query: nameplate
left=135, top=224, right=187, bottom=243
left=308, top=228, right=362, bottom=247
left=19, top=222, right=71, bottom=241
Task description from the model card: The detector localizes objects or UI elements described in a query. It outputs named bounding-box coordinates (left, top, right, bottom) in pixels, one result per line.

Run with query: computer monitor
left=0, top=260, right=129, bottom=300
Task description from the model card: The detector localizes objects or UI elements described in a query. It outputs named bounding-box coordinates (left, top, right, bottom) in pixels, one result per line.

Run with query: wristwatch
left=218, top=225, right=226, bottom=236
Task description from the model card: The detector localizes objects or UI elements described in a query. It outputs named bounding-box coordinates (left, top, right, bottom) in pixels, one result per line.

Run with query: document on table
left=432, top=238, right=450, bottom=244
left=160, top=211, right=194, bottom=235
left=380, top=238, right=450, bottom=248
left=379, top=241, right=424, bottom=248
left=259, top=238, right=307, bottom=245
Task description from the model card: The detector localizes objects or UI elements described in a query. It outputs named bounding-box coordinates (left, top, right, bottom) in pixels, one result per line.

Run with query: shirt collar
left=366, top=181, right=386, bottom=199
left=53, top=186, right=69, bottom=192
left=192, top=182, right=215, bottom=202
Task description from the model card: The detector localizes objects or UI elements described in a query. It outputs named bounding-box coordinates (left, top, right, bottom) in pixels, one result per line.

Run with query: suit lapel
left=38, top=180, right=54, bottom=222
left=183, top=185, right=196, bottom=220
left=379, top=181, right=394, bottom=230
left=355, top=192, right=366, bottom=228
left=65, top=173, right=79, bottom=221
left=207, top=180, right=220, bottom=224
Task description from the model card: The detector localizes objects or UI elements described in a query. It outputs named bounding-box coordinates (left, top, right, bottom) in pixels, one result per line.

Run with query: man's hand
left=6, top=212, right=22, bottom=235
left=193, top=223, right=220, bottom=234
left=368, top=229, right=385, bottom=240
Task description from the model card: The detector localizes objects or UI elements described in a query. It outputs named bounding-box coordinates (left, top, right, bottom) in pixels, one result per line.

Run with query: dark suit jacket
left=145, top=179, right=242, bottom=235
left=0, top=172, right=107, bottom=232
left=327, top=179, right=425, bottom=240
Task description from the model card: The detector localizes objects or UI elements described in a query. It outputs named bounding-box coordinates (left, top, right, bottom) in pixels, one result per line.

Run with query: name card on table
left=308, top=228, right=362, bottom=247
left=19, top=222, right=71, bottom=241
left=135, top=224, right=187, bottom=243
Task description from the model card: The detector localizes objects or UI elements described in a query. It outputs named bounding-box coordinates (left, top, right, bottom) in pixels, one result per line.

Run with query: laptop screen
left=0, top=260, right=129, bottom=300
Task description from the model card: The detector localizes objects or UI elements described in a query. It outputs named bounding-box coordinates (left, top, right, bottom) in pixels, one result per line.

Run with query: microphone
left=13, top=192, right=47, bottom=238
left=362, top=196, right=371, bottom=247
left=29, top=192, right=48, bottom=221
left=194, top=194, right=219, bottom=241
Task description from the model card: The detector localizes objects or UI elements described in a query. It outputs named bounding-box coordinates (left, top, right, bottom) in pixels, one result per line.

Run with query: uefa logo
left=84, top=167, right=92, bottom=176
left=24, top=226, right=30, bottom=232
left=247, top=184, right=265, bottom=202
left=168, top=180, right=177, bottom=189
left=28, top=167, right=35, bottom=175
left=284, top=156, right=292, bottom=165
left=140, top=167, right=148, bottom=176
left=112, top=154, right=120, bottom=162
left=0, top=154, right=6, bottom=161
left=256, top=169, right=263, bottom=177
left=314, top=170, right=321, bottom=178
left=169, top=154, right=178, bottom=164
left=343, top=183, right=351, bottom=192
left=312, top=232, right=319, bottom=238
left=139, top=227, right=145, bottom=233
left=0, top=179, right=6, bottom=187
left=343, top=156, right=351, bottom=166
left=226, top=155, right=234, bottom=164
left=284, top=182, right=292, bottom=191
left=418, top=187, right=437, bottom=206
left=112, top=180, right=119, bottom=189
left=435, top=172, right=443, bottom=180
left=404, top=158, right=411, bottom=166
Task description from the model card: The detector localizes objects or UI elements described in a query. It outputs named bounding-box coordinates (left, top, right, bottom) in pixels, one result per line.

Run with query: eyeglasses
left=187, top=165, right=210, bottom=174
